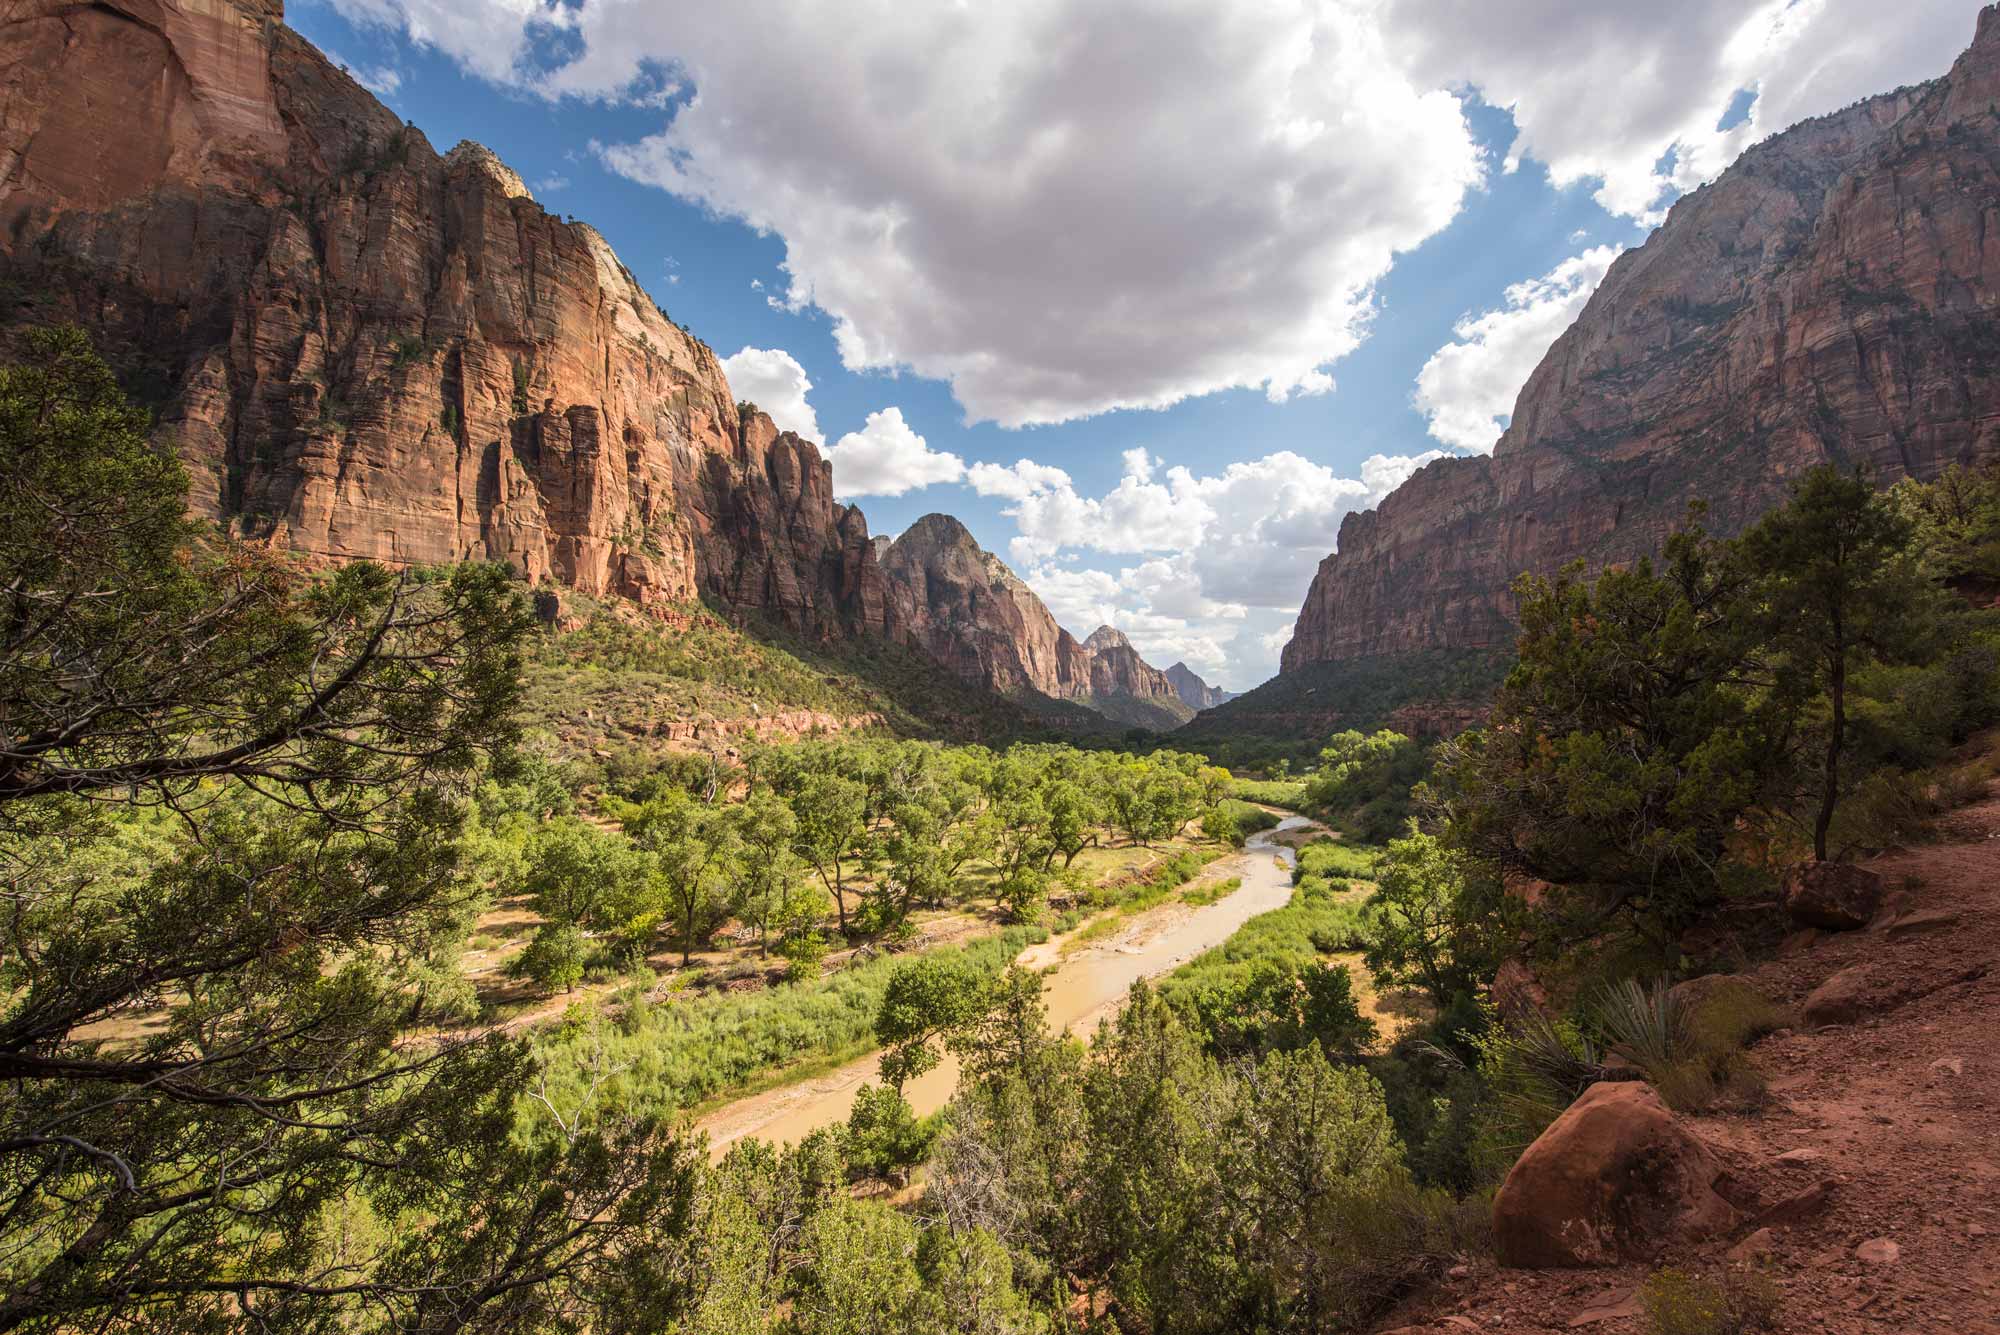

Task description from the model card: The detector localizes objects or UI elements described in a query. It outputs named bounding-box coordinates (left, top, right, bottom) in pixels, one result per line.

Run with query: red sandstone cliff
left=0, top=0, right=881, bottom=639
left=875, top=515, right=1190, bottom=723
left=1283, top=5, right=2000, bottom=672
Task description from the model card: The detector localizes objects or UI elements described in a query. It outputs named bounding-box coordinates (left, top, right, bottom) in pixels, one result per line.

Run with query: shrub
left=844, top=1083, right=936, bottom=1181
left=1640, top=1266, right=1782, bottom=1335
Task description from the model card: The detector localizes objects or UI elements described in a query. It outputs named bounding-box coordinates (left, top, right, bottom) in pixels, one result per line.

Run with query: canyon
left=1282, top=6, right=2000, bottom=675
left=0, top=0, right=1212, bottom=729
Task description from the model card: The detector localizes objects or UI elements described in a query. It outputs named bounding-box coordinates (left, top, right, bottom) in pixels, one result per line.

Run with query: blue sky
left=296, top=0, right=1979, bottom=688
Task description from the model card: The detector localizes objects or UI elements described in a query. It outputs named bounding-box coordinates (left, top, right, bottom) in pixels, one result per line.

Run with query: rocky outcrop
left=1784, top=862, right=1885, bottom=931
left=1284, top=6, right=2000, bottom=673
left=875, top=517, right=1191, bottom=725
left=1492, top=1082, right=1738, bottom=1268
left=0, top=0, right=882, bottom=639
left=1164, top=662, right=1235, bottom=711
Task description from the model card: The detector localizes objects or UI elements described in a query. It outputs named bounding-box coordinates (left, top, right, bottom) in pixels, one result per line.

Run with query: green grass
left=523, top=595, right=1110, bottom=769
left=1181, top=876, right=1241, bottom=907
left=529, top=925, right=1047, bottom=1117
left=1226, top=777, right=1308, bottom=809
left=1293, top=839, right=1382, bottom=885
left=1158, top=875, right=1375, bottom=1015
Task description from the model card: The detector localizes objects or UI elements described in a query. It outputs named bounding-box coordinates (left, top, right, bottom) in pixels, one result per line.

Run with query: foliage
left=1362, top=830, right=1512, bottom=1006
left=1159, top=876, right=1378, bottom=1059
left=1640, top=1266, right=1783, bottom=1335
left=0, top=327, right=694, bottom=1330
left=1429, top=518, right=1791, bottom=945
left=1303, top=730, right=1430, bottom=843
left=1742, top=466, right=1948, bottom=859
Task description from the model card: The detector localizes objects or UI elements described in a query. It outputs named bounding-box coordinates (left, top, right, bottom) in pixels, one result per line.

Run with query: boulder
left=1783, top=861, right=1884, bottom=931
left=1801, top=965, right=1877, bottom=1027
left=1492, top=1082, right=1738, bottom=1268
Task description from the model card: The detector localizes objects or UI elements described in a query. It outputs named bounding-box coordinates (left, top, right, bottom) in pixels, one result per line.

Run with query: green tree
left=792, top=771, right=868, bottom=935
left=729, top=789, right=812, bottom=955
left=875, top=953, right=993, bottom=1090
left=0, top=327, right=694, bottom=1330
left=1363, top=829, right=1510, bottom=1007
left=1430, top=519, right=1786, bottom=942
left=1742, top=466, right=1936, bottom=859
left=630, top=787, right=740, bottom=966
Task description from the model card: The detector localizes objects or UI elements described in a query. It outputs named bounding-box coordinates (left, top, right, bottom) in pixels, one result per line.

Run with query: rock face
left=876, top=517, right=1191, bottom=725
left=1784, top=862, right=1886, bottom=931
left=0, top=0, right=890, bottom=636
left=1164, top=662, right=1235, bottom=711
left=1284, top=6, right=2000, bottom=674
left=1492, top=1082, right=1738, bottom=1268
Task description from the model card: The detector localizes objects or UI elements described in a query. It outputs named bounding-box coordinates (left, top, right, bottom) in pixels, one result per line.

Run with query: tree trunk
left=1814, top=645, right=1845, bottom=862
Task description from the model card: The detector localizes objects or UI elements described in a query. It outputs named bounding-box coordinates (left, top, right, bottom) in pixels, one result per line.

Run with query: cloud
left=971, top=444, right=1445, bottom=685
left=1414, top=244, right=1623, bottom=452
left=533, top=173, right=570, bottom=194
left=337, top=0, right=1484, bottom=428
left=331, top=0, right=1974, bottom=427
left=823, top=408, right=966, bottom=498
left=1383, top=0, right=1973, bottom=221
left=719, top=347, right=822, bottom=442
left=322, top=46, right=404, bottom=95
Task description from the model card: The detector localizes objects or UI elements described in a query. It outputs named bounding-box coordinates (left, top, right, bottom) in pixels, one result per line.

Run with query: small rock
left=1728, top=1228, right=1777, bottom=1264
left=1567, top=1291, right=1642, bottom=1327
left=1854, top=1237, right=1901, bottom=1265
left=1448, top=1264, right=1473, bottom=1280
left=1772, top=1147, right=1824, bottom=1164
left=1887, top=908, right=1960, bottom=936
left=1931, top=1056, right=1966, bottom=1078
left=1778, top=927, right=1822, bottom=957
left=1802, top=965, right=1878, bottom=1027
left=1758, top=1177, right=1838, bottom=1227
left=1969, top=1222, right=1988, bottom=1237
left=1783, top=860, right=1883, bottom=930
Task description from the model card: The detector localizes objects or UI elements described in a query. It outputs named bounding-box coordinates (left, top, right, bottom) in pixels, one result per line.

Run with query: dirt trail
left=695, top=816, right=1322, bottom=1159
left=1381, top=798, right=2000, bottom=1334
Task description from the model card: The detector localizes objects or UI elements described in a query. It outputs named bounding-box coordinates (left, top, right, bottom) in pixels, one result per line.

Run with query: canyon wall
left=1283, top=6, right=2000, bottom=672
left=0, top=0, right=1192, bottom=721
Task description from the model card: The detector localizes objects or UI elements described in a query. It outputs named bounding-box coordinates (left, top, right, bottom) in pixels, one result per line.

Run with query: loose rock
left=1492, top=1082, right=1737, bottom=1268
left=1784, top=861, right=1884, bottom=930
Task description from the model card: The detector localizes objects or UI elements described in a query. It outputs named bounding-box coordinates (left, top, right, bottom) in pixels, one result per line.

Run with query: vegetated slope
left=1283, top=6, right=2000, bottom=677
left=0, top=0, right=1183, bottom=737
left=1174, top=649, right=1511, bottom=768
left=1385, top=784, right=2000, bottom=1334
left=521, top=595, right=1118, bottom=770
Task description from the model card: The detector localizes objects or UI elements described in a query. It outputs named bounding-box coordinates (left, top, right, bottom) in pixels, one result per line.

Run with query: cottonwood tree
left=0, top=327, right=696, bottom=1332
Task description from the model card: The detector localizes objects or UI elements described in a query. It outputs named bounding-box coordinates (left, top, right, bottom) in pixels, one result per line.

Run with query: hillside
left=1282, top=6, right=2000, bottom=677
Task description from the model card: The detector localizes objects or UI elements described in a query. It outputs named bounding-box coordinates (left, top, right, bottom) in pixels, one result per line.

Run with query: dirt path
left=1379, top=798, right=2000, bottom=1334
left=695, top=816, right=1325, bottom=1159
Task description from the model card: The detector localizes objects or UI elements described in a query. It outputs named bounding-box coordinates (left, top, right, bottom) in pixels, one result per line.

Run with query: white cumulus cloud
left=1383, top=0, right=1974, bottom=221
left=719, top=346, right=822, bottom=442
left=823, top=408, right=966, bottom=499
left=971, top=445, right=1445, bottom=686
left=1414, top=245, right=1623, bottom=452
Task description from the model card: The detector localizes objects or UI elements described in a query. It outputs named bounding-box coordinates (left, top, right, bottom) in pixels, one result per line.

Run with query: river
left=695, top=815, right=1317, bottom=1157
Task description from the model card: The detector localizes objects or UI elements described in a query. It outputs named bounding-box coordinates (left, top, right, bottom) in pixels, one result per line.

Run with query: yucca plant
left=1597, top=976, right=1689, bottom=1082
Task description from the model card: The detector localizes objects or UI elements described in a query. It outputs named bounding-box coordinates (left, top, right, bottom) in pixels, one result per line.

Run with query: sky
left=296, top=0, right=1980, bottom=691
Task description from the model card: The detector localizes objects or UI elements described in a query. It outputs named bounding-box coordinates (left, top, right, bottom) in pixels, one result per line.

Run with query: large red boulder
left=1492, top=1082, right=1738, bottom=1268
left=1782, top=861, right=1884, bottom=930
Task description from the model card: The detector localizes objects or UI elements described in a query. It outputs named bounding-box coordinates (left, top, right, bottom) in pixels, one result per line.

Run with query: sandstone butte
left=0, top=0, right=1218, bottom=720
left=1282, top=5, right=2000, bottom=675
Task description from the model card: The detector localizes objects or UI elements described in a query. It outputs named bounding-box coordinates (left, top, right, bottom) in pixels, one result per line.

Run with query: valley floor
left=696, top=815, right=1334, bottom=1156
left=1378, top=795, right=2000, bottom=1334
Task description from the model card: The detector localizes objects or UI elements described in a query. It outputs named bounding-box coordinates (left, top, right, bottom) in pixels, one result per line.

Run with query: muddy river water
left=696, top=816, right=1316, bottom=1157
